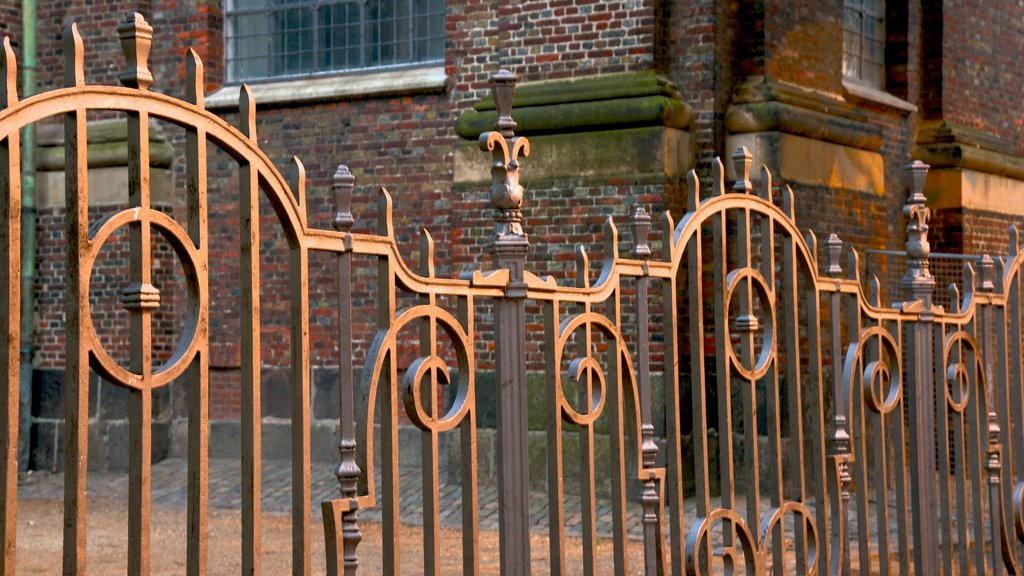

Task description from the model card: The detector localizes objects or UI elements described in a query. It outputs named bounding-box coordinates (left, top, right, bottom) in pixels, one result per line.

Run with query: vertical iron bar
left=238, top=84, right=263, bottom=576
left=457, top=295, right=479, bottom=576
left=800, top=237, right=832, bottom=576
left=965, top=340, right=986, bottom=573
left=1009, top=254, right=1024, bottom=568
left=331, top=165, right=361, bottom=575
left=484, top=70, right=531, bottom=576
left=184, top=49, right=209, bottom=576
left=891, top=324, right=911, bottom=576
left=120, top=15, right=158, bottom=565
left=901, top=161, right=939, bottom=576
left=605, top=264, right=628, bottom=575
left=710, top=160, right=735, bottom=567
left=822, top=232, right=851, bottom=576
left=996, top=268, right=1017, bottom=569
left=378, top=211, right=399, bottom=576
left=418, top=231, right=440, bottom=576
left=126, top=104, right=154, bottom=576
left=665, top=205, right=689, bottom=576
left=493, top=248, right=529, bottom=576
left=0, top=37, right=20, bottom=576
left=289, top=242, right=311, bottom=575
left=734, top=210, right=761, bottom=541
left=544, top=295, right=565, bottom=576
left=575, top=248, right=597, bottom=576
left=62, top=24, right=89, bottom=576
left=780, top=200, right=808, bottom=573
left=631, top=206, right=663, bottom=576
left=937, top=327, right=954, bottom=576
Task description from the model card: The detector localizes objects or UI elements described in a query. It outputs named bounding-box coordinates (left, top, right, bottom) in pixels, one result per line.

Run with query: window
left=226, top=0, right=445, bottom=83
left=843, top=0, right=884, bottom=88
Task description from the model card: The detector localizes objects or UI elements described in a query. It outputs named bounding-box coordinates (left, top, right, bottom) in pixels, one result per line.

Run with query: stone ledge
left=727, top=76, right=884, bottom=152
left=916, top=121, right=1024, bottom=182
left=37, top=119, right=174, bottom=171
left=924, top=167, right=1024, bottom=217
left=36, top=167, right=174, bottom=209
left=842, top=79, right=917, bottom=114
left=454, top=71, right=692, bottom=139
left=726, top=131, right=884, bottom=196
left=205, top=65, right=447, bottom=110
left=454, top=126, right=692, bottom=185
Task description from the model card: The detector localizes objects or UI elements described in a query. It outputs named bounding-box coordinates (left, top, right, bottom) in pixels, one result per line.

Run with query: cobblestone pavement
left=17, top=458, right=647, bottom=539
left=18, top=458, right=907, bottom=570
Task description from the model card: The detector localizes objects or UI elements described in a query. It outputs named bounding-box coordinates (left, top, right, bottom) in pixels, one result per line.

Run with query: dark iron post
left=481, top=69, right=531, bottom=575
left=332, top=165, right=361, bottom=575
left=900, top=160, right=939, bottom=574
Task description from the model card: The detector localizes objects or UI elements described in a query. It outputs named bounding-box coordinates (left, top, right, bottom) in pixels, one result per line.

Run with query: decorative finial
left=1, top=37, right=17, bottom=108
left=491, top=69, right=518, bottom=138
left=479, top=70, right=530, bottom=244
left=979, top=254, right=995, bottom=292
left=118, top=12, right=154, bottom=90
left=732, top=147, right=752, bottom=194
left=907, top=160, right=929, bottom=205
left=332, top=165, right=356, bottom=232
left=901, top=161, right=935, bottom=307
left=825, top=233, right=843, bottom=276
left=631, top=206, right=651, bottom=258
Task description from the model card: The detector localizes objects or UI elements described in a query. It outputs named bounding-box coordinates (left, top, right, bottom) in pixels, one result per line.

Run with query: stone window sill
left=205, top=66, right=447, bottom=110
left=843, top=79, right=918, bottom=114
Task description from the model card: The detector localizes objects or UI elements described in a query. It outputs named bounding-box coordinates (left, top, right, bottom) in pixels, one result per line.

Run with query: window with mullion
left=226, top=0, right=445, bottom=83
left=843, top=0, right=885, bottom=89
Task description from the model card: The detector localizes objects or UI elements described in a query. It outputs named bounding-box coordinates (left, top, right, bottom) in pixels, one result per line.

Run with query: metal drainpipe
left=17, top=0, right=37, bottom=472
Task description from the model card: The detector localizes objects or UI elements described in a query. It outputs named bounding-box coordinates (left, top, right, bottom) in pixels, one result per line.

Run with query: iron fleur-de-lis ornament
left=901, top=160, right=936, bottom=308
left=480, top=69, right=530, bottom=240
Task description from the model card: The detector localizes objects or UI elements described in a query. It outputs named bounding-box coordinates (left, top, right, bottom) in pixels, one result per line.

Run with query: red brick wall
left=15, top=0, right=1024, bottom=431
left=930, top=0, right=1024, bottom=155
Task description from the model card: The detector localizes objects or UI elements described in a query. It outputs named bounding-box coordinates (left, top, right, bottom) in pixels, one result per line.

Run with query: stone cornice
left=915, top=121, right=1024, bottom=181
left=726, top=76, right=885, bottom=151
left=454, top=71, right=692, bottom=139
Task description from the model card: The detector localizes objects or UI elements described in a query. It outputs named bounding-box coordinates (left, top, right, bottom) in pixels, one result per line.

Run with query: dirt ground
left=14, top=498, right=645, bottom=575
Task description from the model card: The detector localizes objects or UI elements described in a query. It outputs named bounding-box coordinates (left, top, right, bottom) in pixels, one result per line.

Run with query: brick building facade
left=5, top=0, right=1024, bottom=470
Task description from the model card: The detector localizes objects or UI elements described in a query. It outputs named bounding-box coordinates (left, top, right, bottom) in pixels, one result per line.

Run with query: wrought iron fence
left=0, top=13, right=1023, bottom=576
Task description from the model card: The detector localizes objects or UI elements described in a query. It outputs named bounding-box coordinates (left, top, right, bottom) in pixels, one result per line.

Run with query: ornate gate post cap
left=480, top=69, right=530, bottom=246
left=332, top=164, right=356, bottom=232
left=117, top=12, right=154, bottom=90
left=491, top=69, right=519, bottom=138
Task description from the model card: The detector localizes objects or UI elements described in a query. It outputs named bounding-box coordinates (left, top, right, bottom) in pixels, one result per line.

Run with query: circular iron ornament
left=563, top=356, right=606, bottom=426
left=723, top=267, right=776, bottom=381
left=82, top=207, right=204, bottom=391
left=685, top=508, right=761, bottom=575
left=553, top=312, right=632, bottom=427
left=863, top=359, right=901, bottom=415
left=843, top=326, right=903, bottom=416
left=1013, top=481, right=1024, bottom=542
left=944, top=362, right=971, bottom=414
left=758, top=502, right=819, bottom=576
left=942, top=331, right=984, bottom=415
left=390, top=305, right=473, bottom=433
left=862, top=328, right=902, bottom=415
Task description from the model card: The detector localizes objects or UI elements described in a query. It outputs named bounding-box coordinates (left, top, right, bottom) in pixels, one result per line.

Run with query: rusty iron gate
left=2, top=14, right=1024, bottom=576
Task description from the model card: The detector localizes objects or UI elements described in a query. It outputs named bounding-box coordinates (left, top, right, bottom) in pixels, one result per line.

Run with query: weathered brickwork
left=928, top=0, right=1024, bottom=155
left=10, top=0, right=1024, bottom=467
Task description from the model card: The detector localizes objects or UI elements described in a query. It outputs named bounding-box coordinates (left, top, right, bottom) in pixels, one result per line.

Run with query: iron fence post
left=331, top=165, right=361, bottom=576
left=482, top=69, right=531, bottom=576
left=900, top=160, right=940, bottom=575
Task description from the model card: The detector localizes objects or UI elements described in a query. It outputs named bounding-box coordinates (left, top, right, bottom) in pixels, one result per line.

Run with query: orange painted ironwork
left=1, top=13, right=1024, bottom=576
